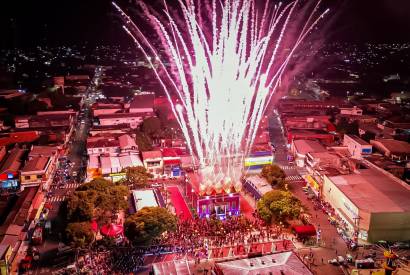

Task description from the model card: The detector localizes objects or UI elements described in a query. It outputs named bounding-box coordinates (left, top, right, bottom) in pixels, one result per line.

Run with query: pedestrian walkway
left=286, top=175, right=304, bottom=182
left=48, top=196, right=66, bottom=203
left=65, top=183, right=81, bottom=189
left=280, top=165, right=296, bottom=171
left=167, top=186, right=192, bottom=221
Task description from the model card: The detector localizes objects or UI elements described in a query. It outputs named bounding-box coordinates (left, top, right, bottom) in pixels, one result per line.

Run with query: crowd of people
left=103, top=213, right=292, bottom=274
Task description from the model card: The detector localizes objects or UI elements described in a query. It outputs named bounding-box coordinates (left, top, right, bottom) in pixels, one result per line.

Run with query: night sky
left=1, top=0, right=410, bottom=49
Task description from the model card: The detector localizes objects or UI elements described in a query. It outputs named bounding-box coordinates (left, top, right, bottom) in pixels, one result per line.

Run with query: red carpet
left=239, top=195, right=254, bottom=219
left=167, top=186, right=192, bottom=221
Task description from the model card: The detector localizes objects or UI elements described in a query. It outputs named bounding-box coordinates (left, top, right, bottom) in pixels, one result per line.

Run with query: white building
left=343, top=134, right=372, bottom=159
left=339, top=106, right=363, bottom=116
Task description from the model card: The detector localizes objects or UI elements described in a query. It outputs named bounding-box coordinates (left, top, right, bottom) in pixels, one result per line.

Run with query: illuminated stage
left=197, top=192, right=240, bottom=219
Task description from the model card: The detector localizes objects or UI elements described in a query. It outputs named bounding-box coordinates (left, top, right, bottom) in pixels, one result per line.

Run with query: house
left=87, top=138, right=120, bottom=156
left=161, top=148, right=182, bottom=177
left=142, top=150, right=163, bottom=176
left=20, top=156, right=55, bottom=189
left=0, top=131, right=39, bottom=147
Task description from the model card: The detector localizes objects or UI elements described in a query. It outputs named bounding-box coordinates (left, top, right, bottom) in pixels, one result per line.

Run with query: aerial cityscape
left=0, top=0, right=410, bottom=275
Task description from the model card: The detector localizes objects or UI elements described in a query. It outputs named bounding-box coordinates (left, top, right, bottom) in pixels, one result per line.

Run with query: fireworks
left=113, top=0, right=328, bottom=188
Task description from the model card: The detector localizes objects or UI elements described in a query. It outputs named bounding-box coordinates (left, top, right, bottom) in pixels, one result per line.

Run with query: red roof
left=292, top=224, right=316, bottom=236
left=0, top=131, right=39, bottom=146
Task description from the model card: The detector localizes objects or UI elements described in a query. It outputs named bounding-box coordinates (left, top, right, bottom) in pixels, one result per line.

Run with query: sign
left=244, top=155, right=273, bottom=167
left=172, top=166, right=181, bottom=177
left=1, top=179, right=18, bottom=189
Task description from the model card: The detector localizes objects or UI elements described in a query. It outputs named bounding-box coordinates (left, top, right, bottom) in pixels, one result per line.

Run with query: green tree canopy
left=141, top=117, right=162, bottom=137
left=123, top=166, right=153, bottom=188
left=66, top=190, right=97, bottom=222
left=124, top=207, right=177, bottom=245
left=65, top=178, right=129, bottom=223
left=257, top=190, right=304, bottom=224
left=65, top=222, right=95, bottom=248
left=261, top=164, right=287, bottom=189
left=134, top=130, right=153, bottom=151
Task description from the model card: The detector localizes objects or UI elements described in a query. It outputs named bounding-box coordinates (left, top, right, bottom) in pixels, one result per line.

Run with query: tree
left=257, top=190, right=304, bottom=224
left=336, top=117, right=359, bottom=135
left=123, top=166, right=153, bottom=188
left=66, top=190, right=97, bottom=222
left=66, top=178, right=129, bottom=222
left=261, top=164, right=286, bottom=188
left=141, top=117, right=161, bottom=137
left=124, top=207, right=177, bottom=245
left=65, top=222, right=95, bottom=248
left=76, top=178, right=113, bottom=192
left=134, top=130, right=153, bottom=151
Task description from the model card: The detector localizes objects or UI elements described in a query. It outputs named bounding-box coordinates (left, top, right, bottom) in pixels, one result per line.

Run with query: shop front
left=305, top=175, right=321, bottom=197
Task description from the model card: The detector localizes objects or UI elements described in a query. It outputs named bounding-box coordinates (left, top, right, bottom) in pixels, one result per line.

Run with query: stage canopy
left=292, top=224, right=316, bottom=237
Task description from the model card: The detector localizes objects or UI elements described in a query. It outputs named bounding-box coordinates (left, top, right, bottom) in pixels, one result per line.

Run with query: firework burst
left=113, top=0, right=328, bottom=188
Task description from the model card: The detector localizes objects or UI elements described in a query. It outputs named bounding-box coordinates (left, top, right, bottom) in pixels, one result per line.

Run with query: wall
left=368, top=212, right=410, bottom=242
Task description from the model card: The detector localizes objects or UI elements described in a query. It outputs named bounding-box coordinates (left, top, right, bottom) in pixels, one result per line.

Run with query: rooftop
left=0, top=148, right=25, bottom=174
left=371, top=139, right=410, bottom=155
left=29, top=145, right=58, bottom=158
left=216, top=251, right=312, bottom=275
left=129, top=94, right=155, bottom=110
left=87, top=139, right=120, bottom=149
left=21, top=156, right=50, bottom=173
left=98, top=112, right=151, bottom=119
left=293, top=139, right=326, bottom=155
left=142, top=150, right=162, bottom=160
left=329, top=167, right=410, bottom=213
left=345, top=134, right=370, bottom=146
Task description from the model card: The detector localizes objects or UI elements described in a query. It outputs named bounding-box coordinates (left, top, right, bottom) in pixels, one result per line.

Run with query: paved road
left=30, top=68, right=103, bottom=274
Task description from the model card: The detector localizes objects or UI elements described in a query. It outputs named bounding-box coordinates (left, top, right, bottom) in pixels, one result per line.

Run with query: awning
left=292, top=224, right=316, bottom=236
left=163, top=159, right=181, bottom=166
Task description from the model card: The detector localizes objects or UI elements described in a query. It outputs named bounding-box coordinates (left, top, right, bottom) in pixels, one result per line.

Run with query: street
left=268, top=108, right=349, bottom=275
left=29, top=67, right=102, bottom=275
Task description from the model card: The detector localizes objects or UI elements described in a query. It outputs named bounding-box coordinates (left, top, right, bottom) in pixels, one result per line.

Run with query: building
left=87, top=138, right=120, bottom=156
left=343, top=134, right=372, bottom=159
left=161, top=148, right=182, bottom=177
left=283, top=116, right=335, bottom=132
left=0, top=131, right=39, bottom=147
left=100, top=154, right=143, bottom=182
left=322, top=164, right=410, bottom=243
left=0, top=148, right=25, bottom=190
left=370, top=139, right=410, bottom=161
left=214, top=251, right=313, bottom=275
left=129, top=94, right=155, bottom=114
left=290, top=139, right=326, bottom=167
left=141, top=150, right=163, bottom=176
left=287, top=129, right=335, bottom=145
left=20, top=156, right=55, bottom=189
left=340, top=106, right=363, bottom=116
left=97, top=113, right=152, bottom=129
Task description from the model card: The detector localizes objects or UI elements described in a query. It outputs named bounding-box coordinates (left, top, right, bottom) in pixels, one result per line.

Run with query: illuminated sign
left=244, top=155, right=273, bottom=167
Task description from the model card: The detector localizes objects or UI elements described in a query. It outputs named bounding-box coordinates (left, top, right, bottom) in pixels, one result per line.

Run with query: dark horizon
left=1, top=0, right=410, bottom=49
